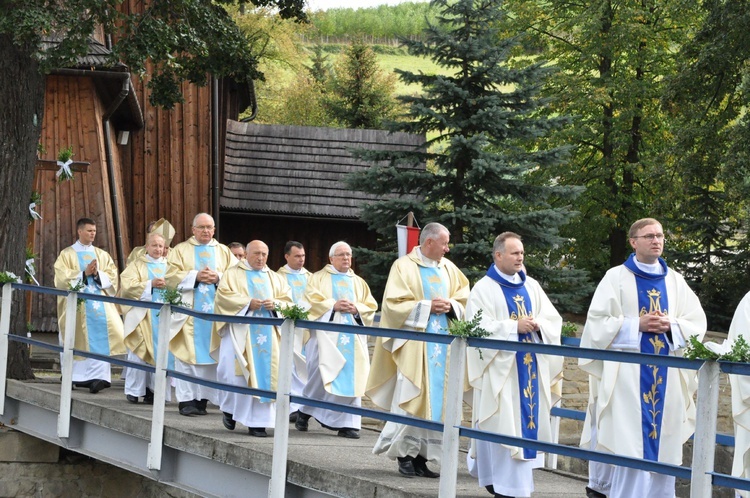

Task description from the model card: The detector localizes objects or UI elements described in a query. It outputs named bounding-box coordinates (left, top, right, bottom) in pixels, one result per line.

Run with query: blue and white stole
left=419, top=265, right=450, bottom=422
left=285, top=271, right=308, bottom=304
left=192, top=245, right=216, bottom=364
left=76, top=250, right=110, bottom=355
left=486, top=265, right=539, bottom=459
left=330, top=273, right=357, bottom=397
left=146, top=260, right=174, bottom=370
left=623, top=253, right=670, bottom=461
left=245, top=269, right=275, bottom=402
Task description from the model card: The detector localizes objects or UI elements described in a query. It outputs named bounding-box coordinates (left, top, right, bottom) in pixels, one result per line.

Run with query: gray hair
left=419, top=222, right=449, bottom=245
left=192, top=212, right=214, bottom=227
left=329, top=241, right=351, bottom=257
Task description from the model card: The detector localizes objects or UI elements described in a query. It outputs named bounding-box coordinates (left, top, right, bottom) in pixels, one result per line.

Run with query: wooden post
left=406, top=211, right=414, bottom=228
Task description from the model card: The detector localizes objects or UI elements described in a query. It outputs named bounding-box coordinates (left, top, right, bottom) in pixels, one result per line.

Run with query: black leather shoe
left=289, top=410, right=298, bottom=423
left=143, top=388, right=154, bottom=405
left=126, top=394, right=139, bottom=404
left=248, top=427, right=268, bottom=437
left=222, top=412, right=236, bottom=431
left=413, top=455, right=440, bottom=478
left=89, top=380, right=110, bottom=393
left=195, top=398, right=208, bottom=415
left=337, top=429, right=360, bottom=439
left=179, top=401, right=200, bottom=416
left=295, top=412, right=310, bottom=432
left=586, top=487, right=607, bottom=498
left=397, top=457, right=416, bottom=478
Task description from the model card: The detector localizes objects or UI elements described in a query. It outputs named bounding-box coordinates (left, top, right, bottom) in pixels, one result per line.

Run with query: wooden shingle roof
left=221, top=121, right=425, bottom=219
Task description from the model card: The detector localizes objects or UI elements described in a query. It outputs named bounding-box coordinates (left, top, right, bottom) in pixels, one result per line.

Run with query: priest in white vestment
left=367, top=223, right=470, bottom=478
left=213, top=240, right=293, bottom=437
left=120, top=232, right=174, bottom=403
left=580, top=218, right=706, bottom=498
left=465, top=232, right=563, bottom=498
left=277, top=240, right=312, bottom=419
left=54, top=217, right=125, bottom=394
left=728, top=291, right=750, bottom=497
left=166, top=213, right=237, bottom=416
left=294, top=241, right=377, bottom=439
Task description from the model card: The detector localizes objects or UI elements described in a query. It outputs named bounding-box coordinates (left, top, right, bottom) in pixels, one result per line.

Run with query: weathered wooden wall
left=219, top=213, right=376, bottom=274
left=31, top=76, right=129, bottom=330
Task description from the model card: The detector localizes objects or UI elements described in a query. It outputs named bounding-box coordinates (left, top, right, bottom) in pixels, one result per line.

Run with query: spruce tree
left=347, top=0, right=589, bottom=310
left=324, top=39, right=398, bottom=129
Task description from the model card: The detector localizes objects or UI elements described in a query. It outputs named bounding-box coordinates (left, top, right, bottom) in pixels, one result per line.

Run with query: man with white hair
left=120, top=232, right=172, bottom=404
left=166, top=213, right=237, bottom=416
left=294, top=241, right=377, bottom=439
left=367, top=222, right=470, bottom=478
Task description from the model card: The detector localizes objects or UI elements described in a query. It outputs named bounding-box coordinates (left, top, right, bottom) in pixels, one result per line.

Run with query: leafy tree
left=347, top=0, right=587, bottom=309
left=0, top=0, right=304, bottom=379
left=506, top=0, right=700, bottom=279
left=323, top=39, right=399, bottom=129
left=662, top=0, right=750, bottom=330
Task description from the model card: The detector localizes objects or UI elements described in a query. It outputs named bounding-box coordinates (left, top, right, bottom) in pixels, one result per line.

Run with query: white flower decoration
left=201, top=303, right=213, bottom=312
left=256, top=334, right=268, bottom=346
left=431, top=344, right=442, bottom=359
left=198, top=284, right=209, bottom=294
left=91, top=301, right=101, bottom=310
left=86, top=284, right=98, bottom=294
left=339, top=334, right=351, bottom=346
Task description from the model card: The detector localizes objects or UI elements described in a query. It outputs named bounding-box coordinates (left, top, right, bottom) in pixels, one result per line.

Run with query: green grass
left=376, top=52, right=451, bottom=96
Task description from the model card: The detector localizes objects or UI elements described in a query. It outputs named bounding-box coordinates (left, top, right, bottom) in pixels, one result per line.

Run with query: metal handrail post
left=438, top=336, right=466, bottom=498
left=147, top=303, right=171, bottom=470
left=691, top=360, right=719, bottom=497
left=0, top=283, right=13, bottom=415
left=268, top=319, right=295, bottom=498
left=57, top=292, right=78, bottom=438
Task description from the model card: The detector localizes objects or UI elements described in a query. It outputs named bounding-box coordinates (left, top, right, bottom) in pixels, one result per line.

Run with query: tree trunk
left=0, top=34, right=46, bottom=380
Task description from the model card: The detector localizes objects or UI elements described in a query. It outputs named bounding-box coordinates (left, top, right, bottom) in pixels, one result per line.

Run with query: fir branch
left=274, top=303, right=309, bottom=322
left=162, top=287, right=189, bottom=308
left=684, top=334, right=750, bottom=362
left=446, top=309, right=490, bottom=359
left=0, top=271, right=22, bottom=285
left=68, top=280, right=86, bottom=311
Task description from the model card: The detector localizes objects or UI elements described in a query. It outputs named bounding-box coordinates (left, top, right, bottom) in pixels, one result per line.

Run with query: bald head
left=246, top=240, right=269, bottom=270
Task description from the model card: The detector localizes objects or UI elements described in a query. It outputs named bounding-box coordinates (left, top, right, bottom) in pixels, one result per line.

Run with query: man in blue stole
left=295, top=241, right=377, bottom=440
left=465, top=232, right=563, bottom=498
left=166, top=213, right=237, bottom=416
left=277, top=240, right=312, bottom=421
left=214, top=240, right=293, bottom=437
left=121, top=232, right=173, bottom=404
left=580, top=218, right=706, bottom=498
left=54, top=217, right=125, bottom=394
left=369, top=223, right=470, bottom=479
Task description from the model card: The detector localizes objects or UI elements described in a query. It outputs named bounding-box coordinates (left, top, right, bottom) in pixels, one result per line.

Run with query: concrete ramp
left=1, top=378, right=586, bottom=497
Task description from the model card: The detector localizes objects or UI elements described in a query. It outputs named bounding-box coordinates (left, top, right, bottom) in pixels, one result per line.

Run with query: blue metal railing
left=1, top=282, right=749, bottom=496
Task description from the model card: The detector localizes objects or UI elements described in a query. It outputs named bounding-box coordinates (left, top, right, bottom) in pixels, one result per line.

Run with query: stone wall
left=0, top=450, right=198, bottom=498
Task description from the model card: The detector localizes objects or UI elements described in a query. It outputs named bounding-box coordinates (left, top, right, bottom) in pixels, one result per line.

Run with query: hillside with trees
left=231, top=0, right=750, bottom=327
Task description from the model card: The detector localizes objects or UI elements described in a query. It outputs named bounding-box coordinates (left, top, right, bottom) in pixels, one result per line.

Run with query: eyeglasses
left=333, top=253, right=352, bottom=258
left=194, top=225, right=215, bottom=231
left=632, top=233, right=665, bottom=241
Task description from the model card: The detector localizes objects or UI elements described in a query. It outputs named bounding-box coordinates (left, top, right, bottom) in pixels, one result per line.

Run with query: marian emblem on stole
left=640, top=288, right=668, bottom=444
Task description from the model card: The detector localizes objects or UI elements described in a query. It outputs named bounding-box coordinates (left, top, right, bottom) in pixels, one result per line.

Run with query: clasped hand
left=639, top=311, right=671, bottom=334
